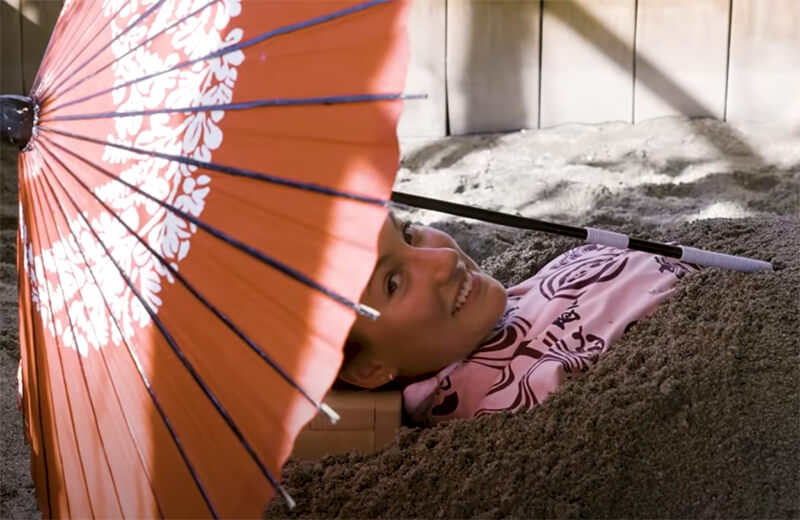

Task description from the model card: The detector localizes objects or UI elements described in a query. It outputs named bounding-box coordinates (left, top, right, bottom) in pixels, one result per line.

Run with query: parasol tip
left=319, top=403, right=340, bottom=424
left=355, top=303, right=380, bottom=321
left=277, top=485, right=296, bottom=510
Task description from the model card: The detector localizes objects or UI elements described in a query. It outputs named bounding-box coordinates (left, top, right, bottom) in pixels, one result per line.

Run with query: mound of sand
left=2, top=117, right=798, bottom=518
left=264, top=117, right=799, bottom=518
left=266, top=215, right=799, bottom=519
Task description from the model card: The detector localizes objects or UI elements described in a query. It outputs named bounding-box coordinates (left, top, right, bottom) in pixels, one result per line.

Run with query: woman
left=339, top=213, right=697, bottom=425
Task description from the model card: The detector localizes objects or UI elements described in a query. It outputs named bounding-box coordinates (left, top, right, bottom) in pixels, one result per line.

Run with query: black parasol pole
left=390, top=190, right=773, bottom=273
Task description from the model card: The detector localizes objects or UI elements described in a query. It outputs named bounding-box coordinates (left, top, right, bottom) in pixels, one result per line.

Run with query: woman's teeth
left=452, top=272, right=474, bottom=314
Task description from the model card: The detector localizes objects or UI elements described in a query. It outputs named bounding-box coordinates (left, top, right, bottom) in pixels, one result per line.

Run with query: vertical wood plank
left=398, top=0, right=447, bottom=137
left=20, top=0, right=63, bottom=93
left=540, top=0, right=635, bottom=127
left=727, top=0, right=800, bottom=122
left=1, top=0, right=24, bottom=95
left=446, top=0, right=541, bottom=135
left=634, top=0, right=730, bottom=121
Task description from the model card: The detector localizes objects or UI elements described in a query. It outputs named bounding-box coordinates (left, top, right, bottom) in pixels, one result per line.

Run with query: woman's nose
left=414, top=246, right=459, bottom=285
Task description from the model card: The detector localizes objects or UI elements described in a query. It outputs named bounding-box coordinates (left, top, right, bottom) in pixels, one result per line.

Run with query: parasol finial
left=1, top=94, right=36, bottom=149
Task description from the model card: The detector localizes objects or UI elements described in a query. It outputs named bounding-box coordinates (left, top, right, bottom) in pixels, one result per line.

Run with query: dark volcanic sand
left=266, top=215, right=800, bottom=519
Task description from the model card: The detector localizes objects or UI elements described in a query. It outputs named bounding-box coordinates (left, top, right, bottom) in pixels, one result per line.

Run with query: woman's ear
left=339, top=356, right=396, bottom=389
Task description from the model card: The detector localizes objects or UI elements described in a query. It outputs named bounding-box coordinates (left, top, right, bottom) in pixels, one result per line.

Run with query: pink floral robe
left=402, top=244, right=698, bottom=425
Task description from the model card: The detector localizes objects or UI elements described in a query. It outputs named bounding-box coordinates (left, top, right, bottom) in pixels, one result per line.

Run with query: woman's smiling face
left=340, top=213, right=507, bottom=388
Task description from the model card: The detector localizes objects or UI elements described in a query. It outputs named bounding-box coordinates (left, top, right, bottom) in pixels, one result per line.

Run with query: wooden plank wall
left=726, top=0, right=800, bottom=122
left=19, top=0, right=64, bottom=93
left=540, top=0, right=635, bottom=127
left=1, top=0, right=64, bottom=95
left=634, top=0, right=730, bottom=121
left=2, top=0, right=798, bottom=136
left=1, top=0, right=25, bottom=95
left=446, top=0, right=542, bottom=134
left=397, top=0, right=448, bottom=137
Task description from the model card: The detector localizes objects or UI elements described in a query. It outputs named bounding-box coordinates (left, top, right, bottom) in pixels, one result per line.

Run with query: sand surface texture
left=2, top=117, right=798, bottom=518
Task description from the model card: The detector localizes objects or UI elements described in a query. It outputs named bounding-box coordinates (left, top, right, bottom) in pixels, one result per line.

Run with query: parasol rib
left=40, top=93, right=424, bottom=123
left=45, top=0, right=221, bottom=104
left=37, top=0, right=133, bottom=105
left=22, top=153, right=99, bottom=518
left=19, top=154, right=59, bottom=518
left=33, top=155, right=176, bottom=519
left=32, top=1, right=110, bottom=98
left=36, top=138, right=297, bottom=510
left=40, top=0, right=394, bottom=117
left=40, top=129, right=381, bottom=322
left=41, top=0, right=169, bottom=105
left=42, top=126, right=387, bottom=206
left=34, top=144, right=219, bottom=518
left=39, top=133, right=342, bottom=422
left=30, top=163, right=131, bottom=518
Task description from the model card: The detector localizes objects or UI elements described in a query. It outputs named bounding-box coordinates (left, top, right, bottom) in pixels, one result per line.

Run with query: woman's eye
left=387, top=272, right=402, bottom=295
left=402, top=222, right=415, bottom=244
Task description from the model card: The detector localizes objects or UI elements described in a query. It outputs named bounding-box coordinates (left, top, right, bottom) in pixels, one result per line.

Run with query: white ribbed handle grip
left=586, top=228, right=630, bottom=249
left=680, top=246, right=772, bottom=273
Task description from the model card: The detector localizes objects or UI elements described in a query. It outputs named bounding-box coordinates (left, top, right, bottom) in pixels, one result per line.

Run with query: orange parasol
left=4, top=0, right=410, bottom=517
